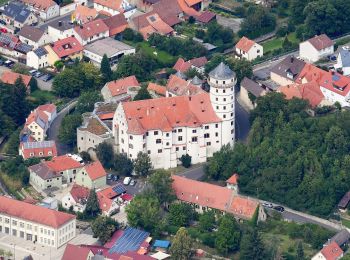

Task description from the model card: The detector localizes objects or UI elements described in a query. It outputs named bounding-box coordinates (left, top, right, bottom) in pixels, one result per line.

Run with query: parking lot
left=107, top=177, right=148, bottom=196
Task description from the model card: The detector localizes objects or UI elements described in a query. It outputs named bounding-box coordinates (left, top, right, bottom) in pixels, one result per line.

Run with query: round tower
left=208, top=62, right=236, bottom=147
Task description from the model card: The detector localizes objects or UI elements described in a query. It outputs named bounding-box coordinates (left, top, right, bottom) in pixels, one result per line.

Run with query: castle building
left=112, top=63, right=236, bottom=169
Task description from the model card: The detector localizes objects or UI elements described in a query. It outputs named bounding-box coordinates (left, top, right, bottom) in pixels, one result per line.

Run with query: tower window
left=223, top=115, right=226, bottom=118
left=223, top=89, right=226, bottom=93
left=223, top=81, right=225, bottom=84
left=223, top=98, right=226, bottom=101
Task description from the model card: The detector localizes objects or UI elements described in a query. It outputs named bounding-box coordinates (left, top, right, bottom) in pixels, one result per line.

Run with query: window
left=129, top=144, right=133, bottom=149
left=231, top=121, right=234, bottom=125
left=216, top=89, right=218, bottom=93
left=5, top=227, right=9, bottom=234
left=121, top=138, right=124, bottom=144
left=205, top=125, right=209, bottom=129
left=158, top=149, right=162, bottom=153
left=154, top=131, right=159, bottom=135
left=130, top=135, right=133, bottom=140
left=215, top=97, right=218, bottom=101
left=178, top=136, right=182, bottom=141
left=129, top=154, right=132, bottom=158
left=223, top=89, right=226, bottom=93
left=223, top=98, right=226, bottom=101
left=215, top=132, right=218, bottom=137
left=204, top=133, right=210, bottom=138
left=192, top=137, right=198, bottom=142
left=148, top=150, right=151, bottom=154
left=216, top=106, right=219, bottom=110
left=166, top=142, right=169, bottom=146
left=20, top=231, right=24, bottom=238
left=178, top=129, right=182, bottom=133
left=20, top=222, right=24, bottom=228
left=166, top=133, right=169, bottom=137
left=192, top=129, right=196, bottom=133
left=12, top=220, right=17, bottom=226
left=12, top=229, right=17, bottom=236
left=176, top=147, right=179, bottom=151
left=5, top=218, right=9, bottom=224
left=156, top=139, right=161, bottom=144
left=223, top=115, right=226, bottom=119
left=215, top=124, right=218, bottom=128
left=223, top=106, right=226, bottom=110
left=206, top=142, right=211, bottom=146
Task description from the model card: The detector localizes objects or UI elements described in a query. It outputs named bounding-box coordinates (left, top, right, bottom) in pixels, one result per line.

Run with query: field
left=262, top=33, right=299, bottom=53
left=137, top=42, right=176, bottom=65
left=29, top=90, right=56, bottom=103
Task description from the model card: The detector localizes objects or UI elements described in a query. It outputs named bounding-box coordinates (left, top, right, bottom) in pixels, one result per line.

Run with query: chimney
left=189, top=96, right=192, bottom=101
left=290, top=56, right=294, bottom=63
left=80, top=24, right=83, bottom=29
left=58, top=21, right=62, bottom=27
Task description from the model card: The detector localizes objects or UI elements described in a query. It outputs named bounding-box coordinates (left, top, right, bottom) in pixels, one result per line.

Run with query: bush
left=180, top=154, right=192, bottom=168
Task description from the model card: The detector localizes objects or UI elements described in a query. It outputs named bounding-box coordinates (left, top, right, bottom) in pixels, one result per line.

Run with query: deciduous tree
left=134, top=152, right=152, bottom=177
left=84, top=189, right=101, bottom=218
left=169, top=227, right=194, bottom=260
left=91, top=216, right=118, bottom=244
left=96, top=142, right=114, bottom=169
left=215, top=215, right=241, bottom=254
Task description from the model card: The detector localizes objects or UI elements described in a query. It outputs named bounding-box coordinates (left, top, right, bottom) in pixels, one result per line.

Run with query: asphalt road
left=47, top=101, right=77, bottom=155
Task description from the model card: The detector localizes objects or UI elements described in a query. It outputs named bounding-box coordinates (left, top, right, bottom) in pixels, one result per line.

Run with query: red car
left=0, top=28, right=7, bottom=33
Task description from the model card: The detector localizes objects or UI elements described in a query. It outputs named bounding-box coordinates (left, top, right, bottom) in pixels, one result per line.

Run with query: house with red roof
left=166, top=74, right=204, bottom=97
left=46, top=155, right=85, bottom=183
left=72, top=5, right=98, bottom=25
left=45, top=36, right=83, bottom=66
left=61, top=184, right=90, bottom=212
left=21, top=0, right=59, bottom=21
left=73, top=19, right=109, bottom=46
left=235, top=36, right=263, bottom=61
left=226, top=173, right=239, bottom=192
left=76, top=160, right=107, bottom=189
left=22, top=104, right=57, bottom=142
left=300, top=34, right=334, bottom=63
left=62, top=244, right=94, bottom=260
left=312, top=241, right=343, bottom=260
left=19, top=140, right=57, bottom=160
left=101, top=76, right=140, bottom=102
left=0, top=71, right=33, bottom=93
left=103, top=13, right=128, bottom=37
left=0, top=196, right=76, bottom=248
left=97, top=187, right=120, bottom=216
left=173, top=56, right=208, bottom=73
left=147, top=82, right=166, bottom=97
left=93, top=0, right=136, bottom=18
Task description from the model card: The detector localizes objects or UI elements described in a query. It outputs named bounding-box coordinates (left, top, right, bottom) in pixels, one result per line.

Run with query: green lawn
left=341, top=218, right=350, bottom=228
left=30, top=90, right=56, bottom=103
left=262, top=32, right=299, bottom=53
left=137, top=42, right=176, bottom=65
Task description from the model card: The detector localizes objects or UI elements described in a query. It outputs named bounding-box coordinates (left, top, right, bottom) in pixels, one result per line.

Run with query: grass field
left=341, top=218, right=350, bottom=228
left=262, top=32, right=299, bottom=53
left=137, top=42, right=176, bottom=65
left=30, top=90, right=56, bottom=102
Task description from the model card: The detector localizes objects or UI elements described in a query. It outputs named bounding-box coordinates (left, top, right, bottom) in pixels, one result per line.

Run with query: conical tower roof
left=209, top=62, right=235, bottom=80
left=191, top=76, right=202, bottom=85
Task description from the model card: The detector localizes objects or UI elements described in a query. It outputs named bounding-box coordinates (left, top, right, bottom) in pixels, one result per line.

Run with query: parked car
left=130, top=179, right=136, bottom=186
left=273, top=206, right=285, bottom=212
left=107, top=173, right=113, bottom=181
left=34, top=71, right=43, bottom=78
left=0, top=28, right=7, bottom=33
left=343, top=46, right=350, bottom=51
left=4, top=60, right=14, bottom=67
left=0, top=59, right=4, bottom=66
left=0, top=20, right=6, bottom=25
left=329, top=55, right=337, bottom=61
left=29, top=69, right=37, bottom=76
left=123, top=177, right=131, bottom=185
left=262, top=202, right=273, bottom=208
left=41, top=74, right=53, bottom=82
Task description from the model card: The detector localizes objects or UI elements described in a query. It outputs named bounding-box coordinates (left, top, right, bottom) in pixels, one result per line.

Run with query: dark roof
left=270, top=56, right=306, bottom=81
left=152, top=0, right=182, bottom=26
left=29, top=162, right=61, bottom=180
left=339, top=49, right=350, bottom=68
left=191, top=76, right=202, bottom=85
left=103, top=13, right=128, bottom=30
left=196, top=11, right=216, bottom=23
left=144, top=0, right=160, bottom=3
left=15, top=42, right=33, bottom=53
left=47, top=19, right=74, bottom=31
left=338, top=191, right=350, bottom=209
left=33, top=46, right=48, bottom=57
left=3, top=2, right=31, bottom=24
left=18, top=26, right=45, bottom=42
left=307, top=34, right=333, bottom=51
left=329, top=230, right=350, bottom=246
left=209, top=62, right=235, bottom=80
left=241, top=77, right=264, bottom=97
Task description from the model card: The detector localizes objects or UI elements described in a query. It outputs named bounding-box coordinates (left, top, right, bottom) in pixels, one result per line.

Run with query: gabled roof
left=320, top=241, right=343, bottom=260
left=196, top=11, right=216, bottom=24
left=25, top=103, right=56, bottom=129
left=20, top=140, right=57, bottom=159
left=229, top=196, right=258, bottom=219
left=29, top=162, right=61, bottom=180
left=73, top=5, right=98, bottom=24
left=62, top=244, right=92, bottom=260
left=338, top=49, right=350, bottom=68
left=307, top=34, right=333, bottom=51
left=22, top=0, right=58, bottom=11
left=49, top=36, right=83, bottom=58
left=209, top=62, right=235, bottom=80
left=46, top=155, right=83, bottom=172
left=166, top=74, right=203, bottom=96
left=147, top=82, right=166, bottom=96
left=173, top=58, right=191, bottom=72
left=241, top=77, right=265, bottom=97
left=84, top=161, right=107, bottom=180
left=122, top=92, right=221, bottom=134
left=94, top=0, right=123, bottom=11
left=33, top=47, right=48, bottom=57
left=152, top=0, right=182, bottom=26
left=271, top=56, right=306, bottom=81
left=3, top=2, right=32, bottom=24
left=106, top=76, right=140, bottom=97
left=103, top=13, right=128, bottom=36
left=189, top=56, right=208, bottom=68
left=226, top=173, right=239, bottom=185
left=74, top=19, right=109, bottom=40
left=18, top=25, right=45, bottom=42
left=0, top=196, right=75, bottom=228
left=1, top=71, right=32, bottom=87
left=236, top=36, right=256, bottom=53
left=70, top=184, right=90, bottom=204
left=329, top=229, right=350, bottom=247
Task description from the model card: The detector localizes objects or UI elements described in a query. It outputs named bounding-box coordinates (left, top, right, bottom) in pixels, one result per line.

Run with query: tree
left=80, top=151, right=92, bottom=162
left=168, top=203, right=195, bottom=227
left=169, top=227, right=194, bottom=260
left=133, top=86, right=152, bottom=101
left=53, top=68, right=83, bottom=97
left=296, top=241, right=304, bottom=260
left=58, top=114, right=82, bottom=145
left=96, top=142, right=114, bottom=169
left=180, top=154, right=192, bottom=168
left=76, top=91, right=103, bottom=114
left=148, top=170, right=176, bottom=205
left=134, top=152, right=152, bottom=177
left=239, top=229, right=266, bottom=260
left=54, top=60, right=64, bottom=71
left=199, top=210, right=216, bottom=232
left=215, top=215, right=241, bottom=255
left=91, top=216, right=118, bottom=244
left=282, top=36, right=293, bottom=50
left=114, top=153, right=134, bottom=176
left=126, top=194, right=162, bottom=234
left=100, top=54, right=112, bottom=82
left=84, top=189, right=101, bottom=218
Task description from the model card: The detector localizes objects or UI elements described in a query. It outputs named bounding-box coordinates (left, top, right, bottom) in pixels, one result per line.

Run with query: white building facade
left=299, top=34, right=334, bottom=63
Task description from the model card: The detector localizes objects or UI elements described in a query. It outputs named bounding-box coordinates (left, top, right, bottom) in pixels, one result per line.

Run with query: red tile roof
left=24, top=104, right=56, bottom=130
left=279, top=81, right=324, bottom=107
left=97, top=191, right=113, bottom=213
left=236, top=36, right=256, bottom=53
left=152, top=0, right=182, bottom=26
left=177, top=0, right=200, bottom=17
left=22, top=0, right=57, bottom=11
left=226, top=173, right=239, bottom=185
left=62, top=244, right=92, bottom=260
left=1, top=71, right=32, bottom=87
left=98, top=186, right=119, bottom=199
left=103, top=13, right=128, bottom=36
left=196, top=11, right=216, bottom=23
left=20, top=141, right=57, bottom=159
left=173, top=58, right=191, bottom=72
left=229, top=196, right=258, bottom=219
left=307, top=34, right=333, bottom=51
left=94, top=0, right=123, bottom=11
left=46, top=155, right=83, bottom=172
left=189, top=56, right=208, bottom=68
left=122, top=92, right=221, bottom=134
left=70, top=184, right=90, bottom=203
left=0, top=196, right=75, bottom=228
left=146, top=13, right=173, bottom=35
left=185, top=0, right=202, bottom=6
left=166, top=74, right=203, bottom=96
left=106, top=76, right=140, bottom=97
left=37, top=103, right=56, bottom=114
left=84, top=161, right=107, bottom=180
left=73, top=5, right=98, bottom=24
left=50, top=36, right=83, bottom=59
left=320, top=241, right=343, bottom=260
left=74, top=19, right=109, bottom=40
left=147, top=82, right=166, bottom=96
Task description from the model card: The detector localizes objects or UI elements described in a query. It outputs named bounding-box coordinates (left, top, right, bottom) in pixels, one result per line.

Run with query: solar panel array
left=108, top=227, right=149, bottom=254
left=112, top=184, right=126, bottom=195
left=34, top=47, right=48, bottom=57
left=15, top=43, right=33, bottom=53
left=23, top=141, right=55, bottom=149
left=0, top=34, right=11, bottom=45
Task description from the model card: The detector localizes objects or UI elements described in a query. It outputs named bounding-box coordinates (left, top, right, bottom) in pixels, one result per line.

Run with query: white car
left=343, top=46, right=350, bottom=51
left=262, top=202, right=274, bottom=208
left=123, top=177, right=131, bottom=185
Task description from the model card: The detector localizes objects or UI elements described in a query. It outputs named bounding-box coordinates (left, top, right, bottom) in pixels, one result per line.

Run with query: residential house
left=338, top=191, right=350, bottom=212
left=0, top=34, right=33, bottom=58
left=72, top=5, right=98, bottom=24
left=83, top=37, right=135, bottom=67
left=172, top=175, right=265, bottom=220
left=0, top=71, right=32, bottom=93
left=73, top=19, right=109, bottom=45
left=61, top=184, right=90, bottom=212
left=147, top=82, right=166, bottom=97
left=97, top=186, right=122, bottom=216
left=18, top=25, right=51, bottom=49
left=173, top=56, right=208, bottom=74
left=45, top=36, right=84, bottom=66
left=226, top=173, right=239, bottom=193
left=21, top=0, right=60, bottom=21
left=2, top=2, right=37, bottom=29
left=239, top=77, right=268, bottom=110
left=311, top=241, right=343, bottom=260
left=93, top=0, right=136, bottom=18
left=47, top=20, right=75, bottom=42
left=235, top=36, right=263, bottom=61
left=101, top=76, right=140, bottom=102
left=19, top=140, right=57, bottom=160
left=299, top=34, right=334, bottom=63
left=26, top=47, right=48, bottom=69
left=328, top=229, right=350, bottom=248
left=166, top=74, right=203, bottom=97
left=75, top=161, right=107, bottom=189
left=103, top=13, right=128, bottom=37
left=334, top=49, right=350, bottom=76
left=29, top=162, right=62, bottom=192
left=0, top=196, right=76, bottom=249
left=270, top=56, right=306, bottom=86
left=62, top=244, right=94, bottom=260
left=22, top=104, right=57, bottom=141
